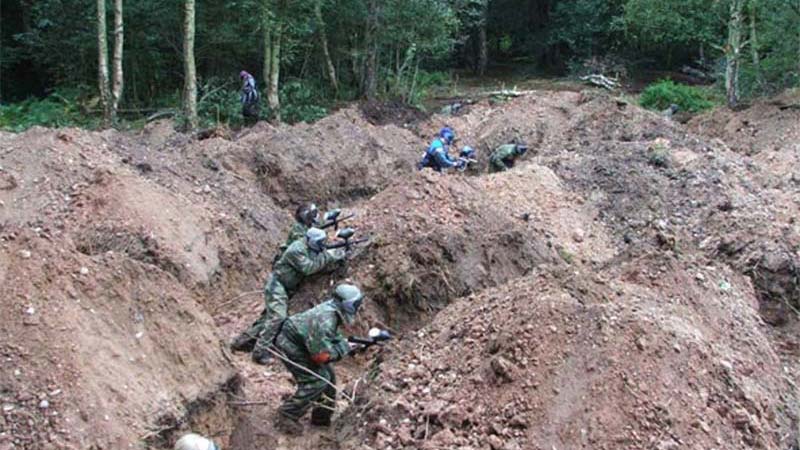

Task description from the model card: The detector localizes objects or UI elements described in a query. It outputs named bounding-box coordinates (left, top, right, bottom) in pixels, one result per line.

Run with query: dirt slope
left=2, top=90, right=800, bottom=450
left=338, top=257, right=791, bottom=450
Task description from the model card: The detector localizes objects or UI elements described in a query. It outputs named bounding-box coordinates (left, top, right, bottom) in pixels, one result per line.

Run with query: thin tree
left=725, top=0, right=745, bottom=108
left=97, top=0, right=112, bottom=127
left=477, top=0, right=488, bottom=76
left=111, top=0, right=124, bottom=120
left=364, top=0, right=379, bottom=99
left=314, top=0, right=338, bottom=94
left=262, top=0, right=272, bottom=99
left=183, top=0, right=198, bottom=130
left=0, top=0, right=3, bottom=104
left=267, top=23, right=281, bottom=122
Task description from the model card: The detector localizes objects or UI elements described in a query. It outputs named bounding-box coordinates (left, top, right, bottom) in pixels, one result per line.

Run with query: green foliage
left=0, top=89, right=96, bottom=131
left=197, top=78, right=244, bottom=128
left=622, top=0, right=724, bottom=54
left=639, top=80, right=714, bottom=113
left=549, top=0, right=624, bottom=58
left=279, top=81, right=329, bottom=124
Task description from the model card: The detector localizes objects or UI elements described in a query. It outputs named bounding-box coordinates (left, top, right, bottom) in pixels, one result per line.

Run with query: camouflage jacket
left=489, top=144, right=517, bottom=171
left=278, top=222, right=309, bottom=254
left=280, top=300, right=350, bottom=363
left=273, top=240, right=344, bottom=292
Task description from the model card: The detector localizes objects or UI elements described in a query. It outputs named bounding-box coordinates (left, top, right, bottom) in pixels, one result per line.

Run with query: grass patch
left=639, top=79, right=715, bottom=113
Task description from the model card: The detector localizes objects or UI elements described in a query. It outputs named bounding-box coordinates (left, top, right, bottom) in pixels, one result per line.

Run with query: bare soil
left=1, top=90, right=799, bottom=450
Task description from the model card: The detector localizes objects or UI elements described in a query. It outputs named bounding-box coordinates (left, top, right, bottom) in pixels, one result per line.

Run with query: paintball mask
left=440, top=126, right=455, bottom=145
left=515, top=144, right=529, bottom=156
left=305, top=227, right=328, bottom=252
left=460, top=146, right=476, bottom=159
left=296, top=203, right=319, bottom=227
left=174, top=433, right=219, bottom=450
left=334, top=283, right=364, bottom=324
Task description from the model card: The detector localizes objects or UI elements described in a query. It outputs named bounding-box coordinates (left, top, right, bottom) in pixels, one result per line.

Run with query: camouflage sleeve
left=306, top=316, right=349, bottom=362
left=287, top=246, right=342, bottom=276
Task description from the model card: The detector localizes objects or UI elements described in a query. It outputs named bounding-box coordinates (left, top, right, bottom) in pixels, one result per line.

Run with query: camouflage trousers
left=239, top=275, right=289, bottom=351
left=274, top=332, right=337, bottom=423
left=488, top=157, right=508, bottom=173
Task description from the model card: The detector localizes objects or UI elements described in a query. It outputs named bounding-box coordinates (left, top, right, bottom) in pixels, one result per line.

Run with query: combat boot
left=251, top=347, right=272, bottom=365
left=274, top=413, right=304, bottom=436
left=310, top=408, right=332, bottom=427
left=229, top=333, right=255, bottom=353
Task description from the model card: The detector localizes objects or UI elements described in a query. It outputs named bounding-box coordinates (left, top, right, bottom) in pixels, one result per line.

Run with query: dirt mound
left=360, top=100, right=429, bottom=127
left=0, top=229, right=238, bottom=449
left=247, top=107, right=424, bottom=206
left=689, top=97, right=800, bottom=159
left=338, top=257, right=793, bottom=450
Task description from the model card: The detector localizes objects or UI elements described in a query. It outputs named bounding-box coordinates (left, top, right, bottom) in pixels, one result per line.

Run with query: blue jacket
left=418, top=138, right=457, bottom=172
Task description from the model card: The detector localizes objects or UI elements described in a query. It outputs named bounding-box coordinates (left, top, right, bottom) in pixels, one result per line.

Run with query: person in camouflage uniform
left=271, top=283, right=364, bottom=435
left=488, top=143, right=528, bottom=173
left=272, top=203, right=320, bottom=265
left=230, top=228, right=345, bottom=361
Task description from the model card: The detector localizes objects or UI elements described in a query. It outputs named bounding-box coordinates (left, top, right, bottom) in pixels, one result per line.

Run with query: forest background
left=0, top=0, right=798, bottom=130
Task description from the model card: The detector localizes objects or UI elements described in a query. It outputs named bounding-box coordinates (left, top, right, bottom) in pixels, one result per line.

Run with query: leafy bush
left=279, top=80, right=329, bottom=124
left=639, top=79, right=714, bottom=113
left=0, top=88, right=96, bottom=132
left=197, top=78, right=244, bottom=128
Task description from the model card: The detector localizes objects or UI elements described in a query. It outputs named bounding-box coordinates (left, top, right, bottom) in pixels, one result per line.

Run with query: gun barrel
left=320, top=213, right=356, bottom=229
left=326, top=236, right=369, bottom=250
left=347, top=336, right=375, bottom=346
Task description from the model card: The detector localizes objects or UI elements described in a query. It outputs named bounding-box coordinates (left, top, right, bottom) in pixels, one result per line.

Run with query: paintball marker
left=326, top=227, right=369, bottom=251
left=319, top=209, right=355, bottom=231
left=348, top=328, right=392, bottom=354
left=456, top=157, right=478, bottom=172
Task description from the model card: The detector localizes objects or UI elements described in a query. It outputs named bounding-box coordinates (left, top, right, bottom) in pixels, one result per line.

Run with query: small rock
left=549, top=325, right=558, bottom=333
left=488, top=435, right=504, bottom=450
left=135, top=331, right=144, bottom=340
left=656, top=438, right=680, bottom=450
left=720, top=360, right=733, bottom=372
left=202, top=184, right=212, bottom=194
left=672, top=343, right=681, bottom=353
left=79, top=267, right=89, bottom=275
left=39, top=400, right=49, bottom=409
left=572, top=229, right=585, bottom=243
left=19, top=250, right=31, bottom=259
left=25, top=306, right=36, bottom=315
left=695, top=273, right=705, bottom=281
left=719, top=280, right=732, bottom=292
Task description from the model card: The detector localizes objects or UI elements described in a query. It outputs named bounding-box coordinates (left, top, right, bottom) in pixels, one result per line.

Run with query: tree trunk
left=749, top=1, right=764, bottom=88
left=183, top=0, right=198, bottom=131
left=725, top=0, right=744, bottom=109
left=364, top=0, right=379, bottom=100
left=97, top=0, right=112, bottom=127
left=0, top=0, right=3, bottom=103
left=268, top=26, right=281, bottom=122
left=314, top=0, right=338, bottom=94
left=111, top=0, right=124, bottom=120
left=477, top=2, right=488, bottom=77
left=262, top=3, right=271, bottom=88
